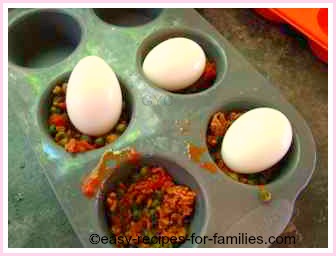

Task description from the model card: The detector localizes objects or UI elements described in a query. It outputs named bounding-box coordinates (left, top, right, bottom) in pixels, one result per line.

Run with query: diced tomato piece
left=65, top=139, right=95, bottom=153
left=203, top=62, right=217, bottom=81
left=48, top=114, right=67, bottom=127
left=81, top=177, right=100, bottom=198
left=127, top=149, right=141, bottom=164
left=58, top=102, right=66, bottom=110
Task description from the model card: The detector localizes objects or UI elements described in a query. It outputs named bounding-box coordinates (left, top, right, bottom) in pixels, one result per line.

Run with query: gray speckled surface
left=8, top=8, right=327, bottom=248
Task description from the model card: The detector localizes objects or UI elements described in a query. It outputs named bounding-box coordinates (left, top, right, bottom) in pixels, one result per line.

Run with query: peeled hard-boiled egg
left=221, top=107, right=293, bottom=174
left=66, top=56, right=122, bottom=136
left=142, top=37, right=206, bottom=91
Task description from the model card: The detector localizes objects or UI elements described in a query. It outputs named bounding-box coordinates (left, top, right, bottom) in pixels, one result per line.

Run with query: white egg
left=142, top=37, right=206, bottom=91
left=221, top=107, right=293, bottom=174
left=66, top=56, right=122, bottom=136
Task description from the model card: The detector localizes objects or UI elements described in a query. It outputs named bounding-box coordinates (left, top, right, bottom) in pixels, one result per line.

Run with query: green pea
left=52, top=86, right=62, bottom=95
left=55, top=131, right=66, bottom=142
left=52, top=96, right=64, bottom=106
left=116, top=188, right=124, bottom=198
left=49, top=125, right=57, bottom=134
left=50, top=106, right=61, bottom=114
left=133, top=209, right=141, bottom=221
left=62, top=83, right=67, bottom=92
left=152, top=199, right=160, bottom=208
left=155, top=190, right=163, bottom=199
left=95, top=137, right=105, bottom=146
left=115, top=123, right=127, bottom=134
left=260, top=190, right=272, bottom=202
left=247, top=179, right=257, bottom=185
left=146, top=230, right=154, bottom=239
left=140, top=166, right=149, bottom=176
left=57, top=126, right=66, bottom=133
left=131, top=204, right=138, bottom=212
left=149, top=209, right=156, bottom=216
left=58, top=138, right=68, bottom=146
left=151, top=212, right=157, bottom=223
left=227, top=172, right=239, bottom=181
left=80, top=135, right=92, bottom=143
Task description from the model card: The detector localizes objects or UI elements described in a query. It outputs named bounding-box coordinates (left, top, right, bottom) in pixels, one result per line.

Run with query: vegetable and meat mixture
left=47, top=82, right=129, bottom=153
left=177, top=60, right=216, bottom=94
left=207, top=111, right=282, bottom=185
left=105, top=165, right=196, bottom=248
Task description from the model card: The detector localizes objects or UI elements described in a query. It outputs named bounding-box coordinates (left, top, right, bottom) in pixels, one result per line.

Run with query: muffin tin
left=8, top=8, right=316, bottom=248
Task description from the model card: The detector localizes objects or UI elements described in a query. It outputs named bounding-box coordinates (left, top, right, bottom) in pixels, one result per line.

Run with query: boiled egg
left=221, top=107, right=293, bottom=174
left=142, top=37, right=206, bottom=91
left=66, top=56, right=122, bottom=136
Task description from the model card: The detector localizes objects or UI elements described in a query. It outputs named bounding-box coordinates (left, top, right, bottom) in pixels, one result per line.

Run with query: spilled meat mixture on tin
left=207, top=111, right=284, bottom=185
left=105, top=165, right=196, bottom=248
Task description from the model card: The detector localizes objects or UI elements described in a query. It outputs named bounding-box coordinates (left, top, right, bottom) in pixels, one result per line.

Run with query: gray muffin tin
left=8, top=8, right=316, bottom=248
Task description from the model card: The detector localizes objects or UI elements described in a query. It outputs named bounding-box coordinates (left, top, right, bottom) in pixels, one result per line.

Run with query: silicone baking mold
left=8, top=8, right=316, bottom=248
left=254, top=8, right=328, bottom=63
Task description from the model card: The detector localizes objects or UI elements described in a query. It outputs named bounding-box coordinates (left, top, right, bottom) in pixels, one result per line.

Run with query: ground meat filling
left=105, top=165, right=196, bottom=248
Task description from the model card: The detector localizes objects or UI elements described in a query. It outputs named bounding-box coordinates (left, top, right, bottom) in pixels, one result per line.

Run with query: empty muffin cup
left=9, top=10, right=82, bottom=68
left=93, top=8, right=162, bottom=27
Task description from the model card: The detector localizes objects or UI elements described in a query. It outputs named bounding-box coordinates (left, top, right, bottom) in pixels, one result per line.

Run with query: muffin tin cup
left=8, top=8, right=316, bottom=248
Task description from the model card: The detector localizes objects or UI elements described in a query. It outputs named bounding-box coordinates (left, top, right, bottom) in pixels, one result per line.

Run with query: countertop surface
left=8, top=8, right=328, bottom=248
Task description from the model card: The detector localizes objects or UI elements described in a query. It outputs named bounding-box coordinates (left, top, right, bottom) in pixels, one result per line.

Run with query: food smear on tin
left=186, top=143, right=206, bottom=163
left=199, top=162, right=217, bottom=173
left=186, top=143, right=218, bottom=173
left=81, top=148, right=141, bottom=198
left=258, top=185, right=272, bottom=203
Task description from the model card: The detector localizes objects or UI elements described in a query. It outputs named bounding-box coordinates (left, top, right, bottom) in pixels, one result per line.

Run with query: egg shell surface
left=142, top=37, right=206, bottom=91
left=66, top=56, right=122, bottom=136
left=221, top=107, right=293, bottom=174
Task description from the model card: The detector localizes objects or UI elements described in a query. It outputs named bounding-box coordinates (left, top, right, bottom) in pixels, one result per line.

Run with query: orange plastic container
left=254, top=8, right=328, bottom=63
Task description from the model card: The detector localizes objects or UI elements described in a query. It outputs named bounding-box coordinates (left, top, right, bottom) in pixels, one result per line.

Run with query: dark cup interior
left=93, top=8, right=162, bottom=27
left=9, top=10, right=81, bottom=68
